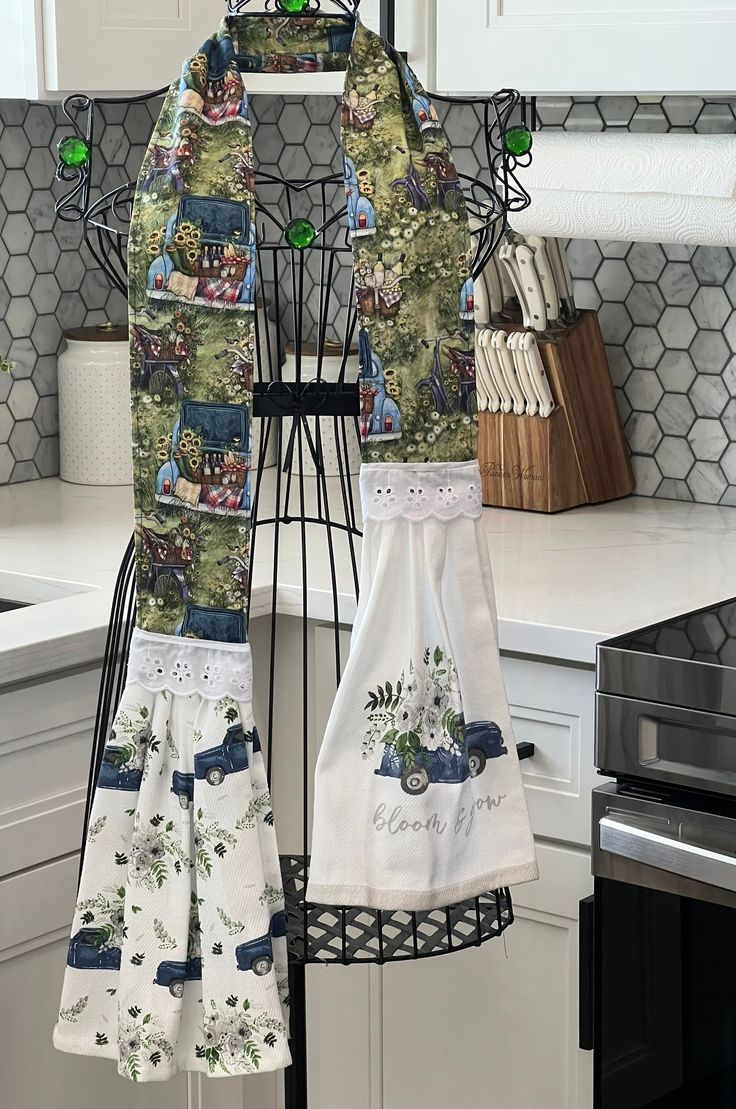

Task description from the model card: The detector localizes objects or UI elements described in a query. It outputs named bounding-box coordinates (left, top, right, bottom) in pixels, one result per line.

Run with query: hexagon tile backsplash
left=0, top=92, right=735, bottom=504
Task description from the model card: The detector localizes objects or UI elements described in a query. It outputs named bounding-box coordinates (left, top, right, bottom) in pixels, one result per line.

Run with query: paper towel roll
left=520, top=132, right=736, bottom=200
left=512, top=190, right=736, bottom=246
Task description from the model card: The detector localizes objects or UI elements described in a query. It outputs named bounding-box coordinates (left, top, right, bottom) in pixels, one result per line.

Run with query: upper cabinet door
left=42, top=0, right=416, bottom=96
left=436, top=0, right=736, bottom=95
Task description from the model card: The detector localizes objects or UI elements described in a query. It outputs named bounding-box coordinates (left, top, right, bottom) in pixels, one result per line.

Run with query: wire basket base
left=281, top=854, right=513, bottom=965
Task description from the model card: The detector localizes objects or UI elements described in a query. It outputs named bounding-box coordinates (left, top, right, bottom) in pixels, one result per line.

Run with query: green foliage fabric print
left=127, top=13, right=476, bottom=639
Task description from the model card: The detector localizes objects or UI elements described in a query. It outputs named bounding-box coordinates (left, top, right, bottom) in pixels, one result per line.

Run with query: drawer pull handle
left=516, top=741, right=535, bottom=761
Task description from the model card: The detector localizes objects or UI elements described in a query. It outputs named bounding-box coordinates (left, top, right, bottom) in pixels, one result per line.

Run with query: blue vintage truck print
left=195, top=723, right=251, bottom=786
left=171, top=726, right=260, bottom=802
left=97, top=747, right=144, bottom=792
left=235, top=911, right=288, bottom=977
left=156, top=400, right=250, bottom=518
left=153, top=956, right=203, bottom=997
left=175, top=603, right=247, bottom=643
left=147, top=196, right=256, bottom=311
left=375, top=720, right=508, bottom=796
left=67, top=929, right=122, bottom=971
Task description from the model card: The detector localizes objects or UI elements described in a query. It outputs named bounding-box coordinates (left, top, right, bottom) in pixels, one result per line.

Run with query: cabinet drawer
left=0, top=669, right=100, bottom=876
left=502, top=655, right=603, bottom=846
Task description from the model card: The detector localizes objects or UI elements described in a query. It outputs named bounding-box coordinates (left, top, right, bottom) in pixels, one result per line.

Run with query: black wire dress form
left=54, top=1, right=534, bottom=1103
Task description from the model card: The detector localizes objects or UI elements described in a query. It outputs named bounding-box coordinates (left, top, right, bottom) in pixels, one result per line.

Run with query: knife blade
left=525, top=235, right=563, bottom=325
left=521, top=332, right=556, bottom=417
left=515, top=244, right=549, bottom=332
left=546, top=237, right=577, bottom=321
left=499, top=244, right=532, bottom=329
left=481, top=329, right=513, bottom=414
left=507, top=330, right=539, bottom=416
left=493, top=329, right=526, bottom=416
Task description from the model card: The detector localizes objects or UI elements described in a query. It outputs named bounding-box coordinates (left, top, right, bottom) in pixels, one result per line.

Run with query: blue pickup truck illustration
left=171, top=726, right=262, bottom=803
left=195, top=723, right=251, bottom=786
left=375, top=720, right=508, bottom=796
left=67, top=929, right=122, bottom=971
left=235, top=911, right=288, bottom=977
left=153, top=956, right=203, bottom=998
left=97, top=746, right=143, bottom=792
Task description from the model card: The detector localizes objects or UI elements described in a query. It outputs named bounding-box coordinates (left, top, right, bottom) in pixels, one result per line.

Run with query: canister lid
left=63, top=321, right=127, bottom=342
left=285, top=340, right=358, bottom=357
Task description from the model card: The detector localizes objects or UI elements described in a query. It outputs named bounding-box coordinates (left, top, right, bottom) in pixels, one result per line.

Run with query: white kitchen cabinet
left=503, top=655, right=605, bottom=848
left=381, top=841, right=593, bottom=1109
left=0, top=1, right=428, bottom=99
left=436, top=0, right=736, bottom=95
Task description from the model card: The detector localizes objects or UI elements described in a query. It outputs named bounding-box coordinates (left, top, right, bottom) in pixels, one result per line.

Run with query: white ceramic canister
left=58, top=322, right=133, bottom=486
left=282, top=342, right=362, bottom=478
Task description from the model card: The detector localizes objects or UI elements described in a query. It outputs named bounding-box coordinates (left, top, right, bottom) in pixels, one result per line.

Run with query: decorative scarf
left=54, top=13, right=537, bottom=1083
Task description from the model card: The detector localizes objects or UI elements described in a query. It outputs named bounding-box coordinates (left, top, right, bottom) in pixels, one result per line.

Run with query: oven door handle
left=600, top=815, right=736, bottom=893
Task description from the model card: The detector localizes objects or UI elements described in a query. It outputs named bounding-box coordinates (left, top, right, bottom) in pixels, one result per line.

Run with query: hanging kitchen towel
left=54, top=643, right=291, bottom=1081
left=307, top=464, right=538, bottom=910
left=306, top=22, right=538, bottom=909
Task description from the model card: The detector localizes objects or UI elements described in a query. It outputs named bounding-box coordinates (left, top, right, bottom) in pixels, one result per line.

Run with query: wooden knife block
left=478, top=310, right=634, bottom=513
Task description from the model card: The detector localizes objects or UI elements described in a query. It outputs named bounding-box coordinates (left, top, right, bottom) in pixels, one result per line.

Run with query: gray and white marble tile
left=690, top=374, right=729, bottom=418
left=656, top=436, right=695, bottom=480
left=688, top=418, right=728, bottom=462
left=687, top=461, right=728, bottom=504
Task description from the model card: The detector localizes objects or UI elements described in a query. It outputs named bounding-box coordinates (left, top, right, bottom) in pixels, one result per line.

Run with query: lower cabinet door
left=1, top=856, right=190, bottom=1109
left=380, top=841, right=594, bottom=1109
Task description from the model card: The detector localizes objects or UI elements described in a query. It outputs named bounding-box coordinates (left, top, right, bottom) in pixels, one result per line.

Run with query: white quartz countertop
left=1, top=475, right=736, bottom=688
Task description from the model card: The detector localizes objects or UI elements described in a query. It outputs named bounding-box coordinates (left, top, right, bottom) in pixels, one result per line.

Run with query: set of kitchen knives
left=472, top=230, right=578, bottom=418
left=476, top=327, right=555, bottom=417
left=475, top=232, right=577, bottom=333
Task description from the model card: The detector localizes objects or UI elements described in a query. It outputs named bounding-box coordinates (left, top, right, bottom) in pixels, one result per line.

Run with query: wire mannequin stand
left=54, top=2, right=534, bottom=1104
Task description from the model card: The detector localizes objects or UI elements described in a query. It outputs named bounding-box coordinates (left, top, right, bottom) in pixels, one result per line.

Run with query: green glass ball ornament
left=504, top=127, right=533, bottom=157
left=58, top=136, right=90, bottom=167
left=277, top=0, right=310, bottom=13
left=285, top=218, right=316, bottom=250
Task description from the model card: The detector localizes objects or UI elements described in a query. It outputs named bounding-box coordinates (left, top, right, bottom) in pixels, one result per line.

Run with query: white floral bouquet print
left=362, top=647, right=465, bottom=765
left=118, top=1008, right=175, bottom=1080
left=198, top=998, right=287, bottom=1076
left=128, top=811, right=192, bottom=889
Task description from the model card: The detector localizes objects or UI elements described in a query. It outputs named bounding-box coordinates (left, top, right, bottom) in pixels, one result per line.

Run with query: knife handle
left=521, top=332, right=556, bottom=418
left=474, top=330, right=489, bottom=411
left=484, top=330, right=514, bottom=414
left=477, top=329, right=502, bottom=413
left=507, top=330, right=539, bottom=417
left=499, top=245, right=532, bottom=329
left=515, top=244, right=548, bottom=332
left=526, top=235, right=562, bottom=323
left=473, top=267, right=493, bottom=328
left=494, top=330, right=526, bottom=416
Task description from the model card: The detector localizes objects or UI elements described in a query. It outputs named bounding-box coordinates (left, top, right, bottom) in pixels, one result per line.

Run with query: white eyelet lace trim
left=127, top=628, right=253, bottom=701
left=360, top=461, right=483, bottom=522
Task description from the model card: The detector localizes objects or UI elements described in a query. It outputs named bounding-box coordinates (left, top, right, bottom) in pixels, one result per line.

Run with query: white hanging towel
left=307, top=461, right=538, bottom=911
left=53, top=635, right=291, bottom=1081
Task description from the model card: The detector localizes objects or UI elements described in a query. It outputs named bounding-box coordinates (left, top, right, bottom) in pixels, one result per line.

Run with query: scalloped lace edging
left=127, top=629, right=253, bottom=701
left=360, top=461, right=482, bottom=521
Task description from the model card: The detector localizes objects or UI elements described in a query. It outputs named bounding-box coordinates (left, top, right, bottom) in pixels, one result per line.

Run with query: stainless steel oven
left=589, top=600, right=736, bottom=1108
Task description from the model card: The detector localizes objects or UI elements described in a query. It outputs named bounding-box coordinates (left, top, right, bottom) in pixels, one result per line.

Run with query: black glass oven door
left=591, top=785, right=736, bottom=1108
